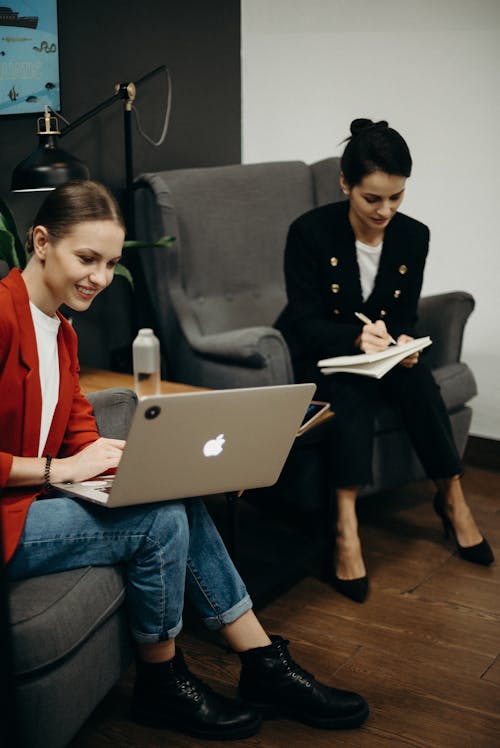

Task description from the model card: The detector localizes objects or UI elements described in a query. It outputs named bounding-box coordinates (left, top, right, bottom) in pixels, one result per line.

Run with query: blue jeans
left=6, top=496, right=252, bottom=644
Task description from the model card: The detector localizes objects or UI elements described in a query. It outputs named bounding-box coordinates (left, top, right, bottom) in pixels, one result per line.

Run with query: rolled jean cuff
left=130, top=616, right=183, bottom=644
left=202, top=593, right=253, bottom=631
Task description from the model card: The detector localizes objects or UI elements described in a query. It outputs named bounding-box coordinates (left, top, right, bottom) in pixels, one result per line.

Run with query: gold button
left=399, top=264, right=408, bottom=275
left=394, top=289, right=401, bottom=299
left=330, top=257, right=338, bottom=267
left=333, top=308, right=340, bottom=315
left=380, top=309, right=387, bottom=317
left=331, top=283, right=339, bottom=293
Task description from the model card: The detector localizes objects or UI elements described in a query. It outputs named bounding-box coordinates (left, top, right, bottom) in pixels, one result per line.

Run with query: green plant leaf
left=0, top=198, right=27, bottom=268
left=117, top=235, right=175, bottom=288
left=0, top=228, right=19, bottom=268
left=114, top=262, right=134, bottom=287
left=123, top=235, right=176, bottom=249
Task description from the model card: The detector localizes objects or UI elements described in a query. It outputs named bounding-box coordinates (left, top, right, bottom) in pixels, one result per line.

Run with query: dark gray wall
left=0, top=0, right=241, bottom=235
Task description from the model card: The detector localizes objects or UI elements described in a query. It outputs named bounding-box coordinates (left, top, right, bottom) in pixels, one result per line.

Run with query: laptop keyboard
left=80, top=478, right=115, bottom=495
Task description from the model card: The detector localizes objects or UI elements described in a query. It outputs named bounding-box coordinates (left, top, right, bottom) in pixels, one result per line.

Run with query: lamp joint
left=37, top=107, right=60, bottom=136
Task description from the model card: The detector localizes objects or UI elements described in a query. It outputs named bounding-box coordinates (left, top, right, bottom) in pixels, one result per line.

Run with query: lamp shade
left=11, top=134, right=90, bottom=192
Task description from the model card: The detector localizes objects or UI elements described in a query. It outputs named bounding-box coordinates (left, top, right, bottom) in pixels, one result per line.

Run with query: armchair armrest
left=170, top=286, right=293, bottom=377
left=187, top=326, right=292, bottom=369
left=416, top=292, right=475, bottom=370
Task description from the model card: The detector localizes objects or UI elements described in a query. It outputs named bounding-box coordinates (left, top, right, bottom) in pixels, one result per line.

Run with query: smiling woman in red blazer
left=0, top=179, right=368, bottom=738
left=276, top=119, right=494, bottom=603
left=0, top=267, right=104, bottom=563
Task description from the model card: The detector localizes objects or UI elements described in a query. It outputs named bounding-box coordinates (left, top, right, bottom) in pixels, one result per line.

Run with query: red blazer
left=0, top=269, right=99, bottom=563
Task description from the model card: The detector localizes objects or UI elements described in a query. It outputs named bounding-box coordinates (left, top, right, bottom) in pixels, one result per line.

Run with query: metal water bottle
left=132, top=328, right=161, bottom=398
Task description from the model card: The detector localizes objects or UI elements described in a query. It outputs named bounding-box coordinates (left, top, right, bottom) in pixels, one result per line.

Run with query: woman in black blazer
left=276, top=119, right=493, bottom=603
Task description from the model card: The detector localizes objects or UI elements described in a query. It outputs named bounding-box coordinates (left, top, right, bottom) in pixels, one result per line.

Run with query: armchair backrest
left=134, top=158, right=343, bottom=352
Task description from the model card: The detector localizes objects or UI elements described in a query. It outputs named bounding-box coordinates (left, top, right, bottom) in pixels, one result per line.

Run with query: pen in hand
left=354, top=312, right=397, bottom=345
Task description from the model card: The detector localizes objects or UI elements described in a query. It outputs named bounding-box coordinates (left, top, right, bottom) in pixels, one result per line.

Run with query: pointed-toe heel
left=433, top=492, right=494, bottom=566
left=332, top=574, right=369, bottom=603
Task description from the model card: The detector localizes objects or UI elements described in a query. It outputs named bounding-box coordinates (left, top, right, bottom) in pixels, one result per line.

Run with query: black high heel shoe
left=433, top=492, right=494, bottom=566
left=332, top=574, right=369, bottom=603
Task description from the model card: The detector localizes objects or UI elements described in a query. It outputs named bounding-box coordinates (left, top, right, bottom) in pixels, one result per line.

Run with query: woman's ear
left=339, top=172, right=350, bottom=196
left=32, top=225, right=50, bottom=261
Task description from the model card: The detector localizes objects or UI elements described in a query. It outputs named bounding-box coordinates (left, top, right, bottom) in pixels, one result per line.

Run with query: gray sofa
left=9, top=387, right=137, bottom=748
left=133, top=158, right=477, bottom=498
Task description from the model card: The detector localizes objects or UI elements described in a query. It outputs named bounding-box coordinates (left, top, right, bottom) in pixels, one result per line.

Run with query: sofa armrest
left=86, top=387, right=137, bottom=440
left=416, top=292, right=475, bottom=370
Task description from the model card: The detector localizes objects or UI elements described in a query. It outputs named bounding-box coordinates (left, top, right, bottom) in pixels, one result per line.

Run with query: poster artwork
left=0, top=1, right=60, bottom=115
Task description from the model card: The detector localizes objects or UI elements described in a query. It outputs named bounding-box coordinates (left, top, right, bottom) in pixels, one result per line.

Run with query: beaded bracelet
left=44, top=454, right=53, bottom=492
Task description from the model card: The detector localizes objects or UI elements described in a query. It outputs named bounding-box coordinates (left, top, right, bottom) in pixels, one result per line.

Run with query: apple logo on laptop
left=203, top=434, right=225, bottom=457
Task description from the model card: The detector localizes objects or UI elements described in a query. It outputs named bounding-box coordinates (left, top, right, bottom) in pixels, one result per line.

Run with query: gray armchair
left=9, top=387, right=137, bottom=748
left=134, top=158, right=477, bottom=501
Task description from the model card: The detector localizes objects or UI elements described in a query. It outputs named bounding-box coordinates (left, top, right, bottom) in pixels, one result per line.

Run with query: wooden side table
left=79, top=367, right=204, bottom=395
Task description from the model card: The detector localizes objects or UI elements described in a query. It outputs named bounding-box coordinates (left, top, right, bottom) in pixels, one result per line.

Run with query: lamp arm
left=59, top=65, right=167, bottom=139
left=55, top=65, right=168, bottom=238
left=59, top=90, right=124, bottom=138
left=134, top=65, right=167, bottom=88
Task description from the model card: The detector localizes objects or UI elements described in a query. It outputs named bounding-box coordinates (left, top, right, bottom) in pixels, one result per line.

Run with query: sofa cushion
left=10, top=565, right=127, bottom=676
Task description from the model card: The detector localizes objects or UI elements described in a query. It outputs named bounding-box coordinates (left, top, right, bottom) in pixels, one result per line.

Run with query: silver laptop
left=52, top=383, right=316, bottom=507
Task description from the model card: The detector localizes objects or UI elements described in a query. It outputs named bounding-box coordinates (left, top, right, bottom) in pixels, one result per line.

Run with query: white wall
left=241, top=0, right=500, bottom=440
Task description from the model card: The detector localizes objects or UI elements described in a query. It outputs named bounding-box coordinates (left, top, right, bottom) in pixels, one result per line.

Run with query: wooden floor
left=70, top=467, right=500, bottom=748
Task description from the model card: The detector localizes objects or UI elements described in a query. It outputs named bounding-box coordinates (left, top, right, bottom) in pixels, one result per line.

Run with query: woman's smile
left=75, top=283, right=98, bottom=299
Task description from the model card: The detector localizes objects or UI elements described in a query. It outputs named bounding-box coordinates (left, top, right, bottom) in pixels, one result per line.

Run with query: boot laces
left=179, top=673, right=214, bottom=700
left=172, top=655, right=215, bottom=702
left=274, top=638, right=316, bottom=686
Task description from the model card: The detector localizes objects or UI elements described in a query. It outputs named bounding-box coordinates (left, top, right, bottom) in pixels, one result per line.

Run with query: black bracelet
left=44, top=454, right=53, bottom=492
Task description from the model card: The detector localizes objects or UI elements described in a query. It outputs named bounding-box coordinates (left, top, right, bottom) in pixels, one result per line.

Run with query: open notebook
left=318, top=337, right=432, bottom=379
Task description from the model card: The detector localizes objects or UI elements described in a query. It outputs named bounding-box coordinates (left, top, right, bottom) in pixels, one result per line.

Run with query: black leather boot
left=238, top=635, right=369, bottom=729
left=131, top=648, right=262, bottom=740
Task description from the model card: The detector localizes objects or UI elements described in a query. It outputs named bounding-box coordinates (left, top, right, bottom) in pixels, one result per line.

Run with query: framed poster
left=0, top=1, right=60, bottom=115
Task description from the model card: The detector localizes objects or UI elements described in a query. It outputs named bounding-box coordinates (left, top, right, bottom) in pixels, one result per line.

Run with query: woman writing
left=1, top=180, right=368, bottom=738
left=276, top=118, right=493, bottom=603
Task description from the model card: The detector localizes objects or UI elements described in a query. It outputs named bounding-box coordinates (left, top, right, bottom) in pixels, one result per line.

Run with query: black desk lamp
left=11, top=65, right=171, bottom=238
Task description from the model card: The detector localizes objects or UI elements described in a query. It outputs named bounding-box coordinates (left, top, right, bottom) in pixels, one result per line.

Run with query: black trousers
left=297, top=361, right=463, bottom=489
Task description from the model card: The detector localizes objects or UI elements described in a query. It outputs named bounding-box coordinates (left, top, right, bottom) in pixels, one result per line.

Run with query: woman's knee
left=142, top=501, right=190, bottom=552
left=384, top=362, right=439, bottom=399
left=327, top=377, right=378, bottom=423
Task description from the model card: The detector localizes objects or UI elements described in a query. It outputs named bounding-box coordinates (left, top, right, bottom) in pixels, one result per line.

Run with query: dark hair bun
left=350, top=118, right=388, bottom=137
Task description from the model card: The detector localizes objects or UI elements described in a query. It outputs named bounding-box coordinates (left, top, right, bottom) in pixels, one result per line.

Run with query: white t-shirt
left=30, top=302, right=61, bottom=457
left=356, top=239, right=383, bottom=302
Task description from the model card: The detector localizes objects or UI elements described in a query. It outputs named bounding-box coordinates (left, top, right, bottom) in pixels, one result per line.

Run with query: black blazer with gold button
left=275, top=200, right=430, bottom=368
